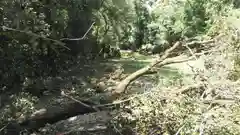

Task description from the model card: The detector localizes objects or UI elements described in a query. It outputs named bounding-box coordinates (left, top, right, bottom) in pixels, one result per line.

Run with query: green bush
left=137, top=0, right=215, bottom=54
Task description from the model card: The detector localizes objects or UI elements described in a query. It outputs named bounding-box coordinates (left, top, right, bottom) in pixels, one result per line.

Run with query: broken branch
left=1, top=26, right=69, bottom=50
left=61, top=91, right=99, bottom=111
left=111, top=41, right=182, bottom=97
left=185, top=40, right=214, bottom=46
left=60, top=22, right=95, bottom=41
left=111, top=39, right=213, bottom=99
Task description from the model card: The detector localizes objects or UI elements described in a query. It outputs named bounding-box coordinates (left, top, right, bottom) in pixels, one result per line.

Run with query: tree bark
left=41, top=111, right=113, bottom=135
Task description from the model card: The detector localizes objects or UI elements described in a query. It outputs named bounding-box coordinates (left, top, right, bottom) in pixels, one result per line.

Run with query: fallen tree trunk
left=39, top=111, right=113, bottom=135
left=21, top=102, right=97, bottom=128
left=3, top=101, right=100, bottom=134
left=112, top=42, right=185, bottom=97
left=111, top=39, right=215, bottom=98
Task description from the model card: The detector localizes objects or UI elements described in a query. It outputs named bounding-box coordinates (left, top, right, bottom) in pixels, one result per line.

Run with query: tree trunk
left=40, top=111, right=113, bottom=135
left=111, top=42, right=182, bottom=97
left=3, top=101, right=100, bottom=134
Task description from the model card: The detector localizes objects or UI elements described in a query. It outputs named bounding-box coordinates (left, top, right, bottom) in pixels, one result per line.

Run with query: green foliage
left=1, top=0, right=63, bottom=91
left=122, top=0, right=219, bottom=54
left=92, top=0, right=135, bottom=50
left=148, top=1, right=185, bottom=49
left=151, top=0, right=213, bottom=45
left=182, top=0, right=209, bottom=37
left=132, top=0, right=151, bottom=49
left=137, top=0, right=236, bottom=54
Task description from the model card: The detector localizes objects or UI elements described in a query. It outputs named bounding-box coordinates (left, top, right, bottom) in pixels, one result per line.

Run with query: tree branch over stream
left=110, top=39, right=216, bottom=99
left=111, top=41, right=183, bottom=98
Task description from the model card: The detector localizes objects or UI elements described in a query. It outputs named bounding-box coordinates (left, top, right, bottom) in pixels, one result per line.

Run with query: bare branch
left=112, top=42, right=181, bottom=95
left=172, top=83, right=203, bottom=94
left=61, top=91, right=99, bottom=111
left=1, top=26, right=69, bottom=50
left=157, top=56, right=195, bottom=67
left=203, top=99, right=236, bottom=105
left=0, top=123, right=9, bottom=132
left=60, top=22, right=95, bottom=41
left=110, top=39, right=215, bottom=99
left=184, top=43, right=198, bottom=60
left=95, top=96, right=136, bottom=108
left=185, top=39, right=214, bottom=46
left=175, top=124, right=185, bottom=135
